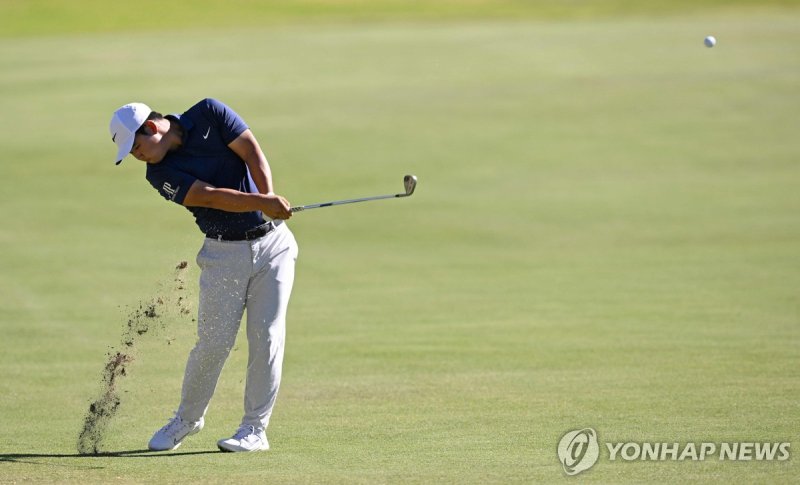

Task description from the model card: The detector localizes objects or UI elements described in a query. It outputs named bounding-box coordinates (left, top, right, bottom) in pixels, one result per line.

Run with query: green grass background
left=1, top=1, right=799, bottom=483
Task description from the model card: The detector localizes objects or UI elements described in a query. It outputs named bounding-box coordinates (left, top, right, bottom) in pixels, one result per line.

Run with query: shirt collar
left=166, top=113, right=194, bottom=143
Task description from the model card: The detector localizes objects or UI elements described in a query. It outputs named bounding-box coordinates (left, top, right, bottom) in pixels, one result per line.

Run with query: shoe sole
left=149, top=442, right=182, bottom=452
left=217, top=443, right=269, bottom=453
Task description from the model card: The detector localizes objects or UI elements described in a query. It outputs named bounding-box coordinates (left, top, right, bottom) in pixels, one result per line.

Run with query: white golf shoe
left=217, top=425, right=270, bottom=452
left=148, top=414, right=204, bottom=451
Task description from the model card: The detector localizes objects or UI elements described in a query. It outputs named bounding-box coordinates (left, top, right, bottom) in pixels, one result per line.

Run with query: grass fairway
left=1, top=4, right=799, bottom=484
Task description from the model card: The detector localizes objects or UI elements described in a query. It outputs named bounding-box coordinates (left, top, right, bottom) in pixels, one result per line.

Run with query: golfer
left=109, top=98, right=298, bottom=452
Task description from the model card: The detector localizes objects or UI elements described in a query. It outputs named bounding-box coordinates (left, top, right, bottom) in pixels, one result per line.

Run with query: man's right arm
left=182, top=180, right=292, bottom=220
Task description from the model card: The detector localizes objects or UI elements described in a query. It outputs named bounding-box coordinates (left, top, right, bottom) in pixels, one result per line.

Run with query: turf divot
left=77, top=262, right=193, bottom=455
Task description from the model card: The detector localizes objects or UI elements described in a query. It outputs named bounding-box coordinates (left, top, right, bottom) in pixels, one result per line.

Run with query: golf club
left=290, top=174, right=417, bottom=212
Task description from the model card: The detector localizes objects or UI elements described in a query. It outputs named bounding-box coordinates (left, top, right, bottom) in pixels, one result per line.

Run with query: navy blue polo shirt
left=146, top=98, right=265, bottom=238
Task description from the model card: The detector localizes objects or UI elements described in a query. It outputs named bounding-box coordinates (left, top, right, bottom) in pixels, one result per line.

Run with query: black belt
left=208, top=221, right=276, bottom=241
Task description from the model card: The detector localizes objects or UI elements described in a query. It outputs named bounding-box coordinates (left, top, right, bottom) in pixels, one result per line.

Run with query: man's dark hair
left=136, top=111, right=164, bottom=135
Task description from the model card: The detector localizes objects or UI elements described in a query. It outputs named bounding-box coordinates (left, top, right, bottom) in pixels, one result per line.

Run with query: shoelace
left=161, top=414, right=187, bottom=434
left=232, top=425, right=257, bottom=441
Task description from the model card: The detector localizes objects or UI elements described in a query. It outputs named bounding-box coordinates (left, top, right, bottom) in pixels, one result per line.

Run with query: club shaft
left=291, top=193, right=404, bottom=212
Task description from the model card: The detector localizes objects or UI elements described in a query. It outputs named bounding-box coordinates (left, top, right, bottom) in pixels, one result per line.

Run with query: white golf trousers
left=177, top=221, right=298, bottom=430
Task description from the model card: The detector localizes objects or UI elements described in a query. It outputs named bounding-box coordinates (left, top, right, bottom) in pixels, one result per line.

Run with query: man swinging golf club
left=109, top=98, right=298, bottom=452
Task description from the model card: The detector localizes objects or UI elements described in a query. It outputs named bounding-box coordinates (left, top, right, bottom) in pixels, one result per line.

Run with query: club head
left=403, top=174, right=417, bottom=197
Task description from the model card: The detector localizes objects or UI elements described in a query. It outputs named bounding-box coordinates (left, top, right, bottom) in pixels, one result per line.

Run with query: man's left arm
left=228, top=129, right=274, bottom=195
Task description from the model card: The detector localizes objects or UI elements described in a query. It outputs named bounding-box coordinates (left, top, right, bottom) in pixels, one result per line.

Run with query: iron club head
left=403, top=174, right=417, bottom=197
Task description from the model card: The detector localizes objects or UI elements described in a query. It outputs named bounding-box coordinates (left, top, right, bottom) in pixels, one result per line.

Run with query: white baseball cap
left=109, top=102, right=152, bottom=164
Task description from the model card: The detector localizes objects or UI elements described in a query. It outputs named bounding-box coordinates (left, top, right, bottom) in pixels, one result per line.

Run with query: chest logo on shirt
left=203, top=127, right=211, bottom=140
left=162, top=182, right=179, bottom=201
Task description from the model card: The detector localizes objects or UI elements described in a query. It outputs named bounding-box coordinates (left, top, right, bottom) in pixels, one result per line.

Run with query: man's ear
left=143, top=119, right=159, bottom=135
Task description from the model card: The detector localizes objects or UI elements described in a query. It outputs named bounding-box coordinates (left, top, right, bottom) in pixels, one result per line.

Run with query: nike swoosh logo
left=112, top=133, right=117, bottom=142
left=203, top=127, right=211, bottom=139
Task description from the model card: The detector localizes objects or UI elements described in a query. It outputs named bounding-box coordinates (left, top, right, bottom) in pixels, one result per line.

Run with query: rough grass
left=1, top=0, right=799, bottom=36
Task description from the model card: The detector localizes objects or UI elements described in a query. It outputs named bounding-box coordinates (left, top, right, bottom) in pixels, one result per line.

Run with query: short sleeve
left=146, top=164, right=197, bottom=205
left=204, top=98, right=249, bottom=144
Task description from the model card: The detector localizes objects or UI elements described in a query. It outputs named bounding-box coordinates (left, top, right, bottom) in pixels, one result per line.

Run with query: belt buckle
left=245, top=222, right=273, bottom=240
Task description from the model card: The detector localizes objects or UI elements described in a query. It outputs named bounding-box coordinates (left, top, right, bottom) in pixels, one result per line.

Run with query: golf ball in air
left=704, top=36, right=716, bottom=48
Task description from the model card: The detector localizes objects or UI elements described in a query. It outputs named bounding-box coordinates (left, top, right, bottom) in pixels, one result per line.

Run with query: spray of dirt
left=77, top=261, right=193, bottom=455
